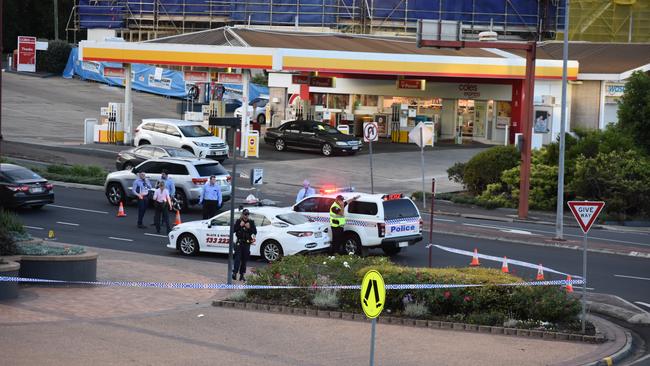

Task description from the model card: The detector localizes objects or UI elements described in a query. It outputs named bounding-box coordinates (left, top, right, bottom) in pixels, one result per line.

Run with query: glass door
left=473, top=101, right=488, bottom=142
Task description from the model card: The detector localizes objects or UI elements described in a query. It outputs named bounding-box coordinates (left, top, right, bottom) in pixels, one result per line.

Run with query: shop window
left=328, top=94, right=349, bottom=110
left=352, top=95, right=379, bottom=107
left=310, top=93, right=326, bottom=106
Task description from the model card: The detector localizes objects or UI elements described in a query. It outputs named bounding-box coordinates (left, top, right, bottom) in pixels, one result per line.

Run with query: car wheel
left=182, top=146, right=195, bottom=155
left=321, top=143, right=333, bottom=156
left=275, top=138, right=286, bottom=151
left=106, top=183, right=125, bottom=206
left=122, top=162, right=134, bottom=171
left=174, top=189, right=188, bottom=212
left=382, top=246, right=401, bottom=256
left=178, top=233, right=199, bottom=256
left=138, top=140, right=150, bottom=146
left=257, top=114, right=266, bottom=124
left=344, top=232, right=364, bottom=256
left=261, top=240, right=283, bottom=262
left=31, top=205, right=45, bottom=210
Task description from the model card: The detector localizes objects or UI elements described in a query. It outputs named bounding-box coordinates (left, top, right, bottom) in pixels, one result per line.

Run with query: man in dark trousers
left=232, top=208, right=257, bottom=282
left=131, top=171, right=152, bottom=229
left=199, top=175, right=222, bottom=219
left=329, top=194, right=360, bottom=255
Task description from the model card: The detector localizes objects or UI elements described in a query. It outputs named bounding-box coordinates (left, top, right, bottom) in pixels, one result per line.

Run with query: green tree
left=3, top=0, right=76, bottom=52
left=618, top=71, right=650, bottom=154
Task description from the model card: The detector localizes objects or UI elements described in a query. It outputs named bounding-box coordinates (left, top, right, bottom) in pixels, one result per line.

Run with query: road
left=14, top=185, right=650, bottom=310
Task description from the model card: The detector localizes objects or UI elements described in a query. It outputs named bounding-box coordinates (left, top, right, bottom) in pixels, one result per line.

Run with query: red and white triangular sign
left=567, top=201, right=605, bottom=234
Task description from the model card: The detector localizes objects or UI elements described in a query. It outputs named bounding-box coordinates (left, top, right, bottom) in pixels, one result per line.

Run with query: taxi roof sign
left=361, top=270, right=385, bottom=319
left=567, top=201, right=605, bottom=234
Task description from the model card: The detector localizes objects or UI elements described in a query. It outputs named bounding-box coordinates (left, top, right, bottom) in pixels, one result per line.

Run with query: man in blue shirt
left=295, top=179, right=316, bottom=204
left=132, top=171, right=152, bottom=228
left=160, top=169, right=175, bottom=197
left=199, top=175, right=222, bottom=219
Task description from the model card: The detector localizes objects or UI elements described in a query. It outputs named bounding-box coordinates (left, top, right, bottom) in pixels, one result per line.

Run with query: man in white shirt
left=296, top=179, right=316, bottom=204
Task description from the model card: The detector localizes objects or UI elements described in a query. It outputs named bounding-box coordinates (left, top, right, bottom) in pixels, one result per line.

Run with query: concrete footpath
left=0, top=246, right=628, bottom=366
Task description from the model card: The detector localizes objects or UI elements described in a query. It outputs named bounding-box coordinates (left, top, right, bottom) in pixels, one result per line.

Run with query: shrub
left=0, top=209, right=26, bottom=234
left=462, top=146, right=520, bottom=195
left=446, top=162, right=466, bottom=185
left=227, top=290, right=248, bottom=302
left=33, top=164, right=108, bottom=185
left=312, top=289, right=339, bottom=309
left=403, top=302, right=430, bottom=318
left=0, top=227, right=17, bottom=256
left=37, top=40, right=72, bottom=74
left=571, top=150, right=650, bottom=219
left=618, top=71, right=650, bottom=154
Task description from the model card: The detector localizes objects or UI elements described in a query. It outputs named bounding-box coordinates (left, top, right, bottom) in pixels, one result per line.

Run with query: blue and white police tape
left=433, top=244, right=583, bottom=279
left=0, top=276, right=584, bottom=290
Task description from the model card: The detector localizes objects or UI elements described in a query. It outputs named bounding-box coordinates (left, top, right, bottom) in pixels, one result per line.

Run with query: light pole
left=555, top=0, right=570, bottom=240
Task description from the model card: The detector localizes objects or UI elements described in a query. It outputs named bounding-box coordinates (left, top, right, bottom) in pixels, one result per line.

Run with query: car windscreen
left=4, top=167, right=43, bottom=181
left=314, top=123, right=340, bottom=134
left=195, top=163, right=228, bottom=177
left=276, top=213, right=311, bottom=225
left=167, top=149, right=195, bottom=157
left=179, top=125, right=212, bottom=137
left=382, top=199, right=419, bottom=220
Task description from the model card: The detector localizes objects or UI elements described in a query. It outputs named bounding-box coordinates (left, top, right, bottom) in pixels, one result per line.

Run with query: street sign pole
left=369, top=318, right=377, bottom=366
left=581, top=231, right=587, bottom=333
left=226, top=128, right=239, bottom=285
left=369, top=139, right=374, bottom=194
left=428, top=178, right=435, bottom=268
left=420, top=130, right=425, bottom=209
left=364, top=122, right=378, bottom=194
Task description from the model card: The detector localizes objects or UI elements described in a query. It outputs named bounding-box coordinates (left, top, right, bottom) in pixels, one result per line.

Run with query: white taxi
left=292, top=192, right=423, bottom=256
left=167, top=207, right=330, bottom=261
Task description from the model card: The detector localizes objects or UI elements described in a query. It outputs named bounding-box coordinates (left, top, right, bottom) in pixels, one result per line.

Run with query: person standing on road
left=295, top=179, right=316, bottom=204
left=199, top=175, right=222, bottom=219
left=232, top=209, right=257, bottom=282
left=160, top=169, right=175, bottom=197
left=132, top=171, right=152, bottom=229
left=152, top=180, right=173, bottom=234
left=328, top=194, right=360, bottom=255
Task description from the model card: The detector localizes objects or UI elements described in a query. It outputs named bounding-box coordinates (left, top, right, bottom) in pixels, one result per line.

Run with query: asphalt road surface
left=13, top=185, right=650, bottom=310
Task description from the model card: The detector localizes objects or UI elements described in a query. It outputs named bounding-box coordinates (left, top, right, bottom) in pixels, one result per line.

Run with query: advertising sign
left=534, top=110, right=550, bottom=133
left=17, top=36, right=36, bottom=73
left=246, top=131, right=260, bottom=158
left=397, top=79, right=425, bottom=90
left=103, top=67, right=125, bottom=78
left=218, top=73, right=243, bottom=84
left=291, top=75, right=310, bottom=84
left=310, top=76, right=334, bottom=88
left=183, top=71, right=210, bottom=83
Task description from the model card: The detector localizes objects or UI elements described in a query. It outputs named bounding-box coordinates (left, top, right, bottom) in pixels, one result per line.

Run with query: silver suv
left=104, top=157, right=232, bottom=210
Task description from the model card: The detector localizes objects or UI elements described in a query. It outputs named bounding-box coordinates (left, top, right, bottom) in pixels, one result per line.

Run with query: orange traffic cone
left=501, top=256, right=509, bottom=273
left=117, top=202, right=127, bottom=217
left=536, top=264, right=545, bottom=281
left=174, top=210, right=182, bottom=225
left=469, top=248, right=480, bottom=267
left=565, top=275, right=574, bottom=293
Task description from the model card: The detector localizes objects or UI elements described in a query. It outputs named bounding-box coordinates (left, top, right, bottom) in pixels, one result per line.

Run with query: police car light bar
left=320, top=186, right=356, bottom=194
left=382, top=193, right=404, bottom=201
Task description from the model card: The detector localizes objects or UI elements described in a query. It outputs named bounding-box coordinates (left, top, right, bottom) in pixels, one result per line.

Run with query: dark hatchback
left=264, top=120, right=362, bottom=156
left=0, top=164, right=54, bottom=209
left=115, top=145, right=195, bottom=171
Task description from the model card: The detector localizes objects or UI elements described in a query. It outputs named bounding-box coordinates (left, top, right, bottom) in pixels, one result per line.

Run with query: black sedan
left=0, top=164, right=54, bottom=209
left=115, top=145, right=195, bottom=171
left=264, top=120, right=362, bottom=156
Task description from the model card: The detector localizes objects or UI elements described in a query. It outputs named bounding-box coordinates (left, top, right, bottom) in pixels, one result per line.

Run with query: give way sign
left=567, top=201, right=605, bottom=234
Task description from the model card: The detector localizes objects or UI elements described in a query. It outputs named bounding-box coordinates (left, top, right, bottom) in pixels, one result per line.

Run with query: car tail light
left=419, top=219, right=423, bottom=233
left=287, top=231, right=314, bottom=237
left=7, top=185, right=29, bottom=192
left=226, top=175, right=232, bottom=183
left=45, top=183, right=54, bottom=191
left=377, top=223, right=385, bottom=237
left=192, top=178, right=208, bottom=185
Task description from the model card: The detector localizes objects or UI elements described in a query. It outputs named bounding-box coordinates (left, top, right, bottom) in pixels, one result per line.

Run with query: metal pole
left=555, top=0, right=569, bottom=240
left=0, top=0, right=3, bottom=141
left=581, top=231, right=587, bottom=333
left=369, top=318, right=376, bottom=366
left=54, top=0, right=59, bottom=40
left=124, top=63, right=133, bottom=145
left=241, top=70, right=250, bottom=156
left=420, top=130, right=425, bottom=209
left=369, top=140, right=374, bottom=194
left=227, top=129, right=239, bottom=285
left=428, top=178, right=435, bottom=268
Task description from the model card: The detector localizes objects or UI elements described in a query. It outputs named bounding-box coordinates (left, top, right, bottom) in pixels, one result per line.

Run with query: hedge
left=460, top=146, right=520, bottom=195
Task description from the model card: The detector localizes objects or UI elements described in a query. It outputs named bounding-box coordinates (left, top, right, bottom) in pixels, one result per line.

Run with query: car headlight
left=192, top=141, right=210, bottom=147
left=335, top=141, right=348, bottom=146
left=171, top=226, right=181, bottom=231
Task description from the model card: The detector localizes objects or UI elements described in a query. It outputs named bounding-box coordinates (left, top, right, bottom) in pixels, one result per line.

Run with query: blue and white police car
left=292, top=192, right=423, bottom=256
left=168, top=207, right=330, bottom=261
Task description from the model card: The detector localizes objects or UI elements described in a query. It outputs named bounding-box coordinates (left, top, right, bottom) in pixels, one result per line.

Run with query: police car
left=292, top=192, right=423, bottom=256
left=167, top=207, right=330, bottom=261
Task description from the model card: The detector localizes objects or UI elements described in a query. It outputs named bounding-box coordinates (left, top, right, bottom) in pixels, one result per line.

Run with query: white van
left=134, top=119, right=229, bottom=162
left=292, top=192, right=423, bottom=256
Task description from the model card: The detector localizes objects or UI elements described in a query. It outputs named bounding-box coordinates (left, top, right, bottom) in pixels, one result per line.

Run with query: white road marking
left=433, top=218, right=456, bottom=223
left=144, top=233, right=167, bottom=238
left=634, top=302, right=650, bottom=311
left=108, top=236, right=133, bottom=242
left=49, top=204, right=108, bottom=214
left=614, top=274, right=650, bottom=281
left=56, top=221, right=79, bottom=226
left=500, top=229, right=533, bottom=235
left=24, top=225, right=44, bottom=230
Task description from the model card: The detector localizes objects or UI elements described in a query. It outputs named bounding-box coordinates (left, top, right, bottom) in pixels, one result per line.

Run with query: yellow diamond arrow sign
left=361, top=270, right=385, bottom=319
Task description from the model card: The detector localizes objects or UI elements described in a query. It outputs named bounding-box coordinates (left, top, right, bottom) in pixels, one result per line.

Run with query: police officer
left=329, top=194, right=360, bottom=255
left=233, top=209, right=257, bottom=282
left=199, top=175, right=222, bottom=219
left=132, top=171, right=152, bottom=229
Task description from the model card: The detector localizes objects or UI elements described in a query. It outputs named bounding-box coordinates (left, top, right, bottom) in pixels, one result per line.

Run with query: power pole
left=54, top=0, right=59, bottom=40
left=555, top=0, right=570, bottom=239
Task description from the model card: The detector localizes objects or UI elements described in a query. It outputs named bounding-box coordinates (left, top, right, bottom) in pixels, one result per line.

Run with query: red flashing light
left=382, top=193, right=403, bottom=201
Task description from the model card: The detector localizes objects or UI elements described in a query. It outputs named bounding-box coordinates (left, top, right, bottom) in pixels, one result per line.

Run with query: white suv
left=134, top=119, right=229, bottom=162
left=292, top=192, right=423, bottom=256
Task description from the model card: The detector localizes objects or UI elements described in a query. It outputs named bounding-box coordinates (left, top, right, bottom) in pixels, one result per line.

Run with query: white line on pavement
left=56, top=221, right=79, bottom=226
left=433, top=218, right=456, bottom=222
left=49, top=204, right=109, bottom=215
left=24, top=225, right=44, bottom=230
left=634, top=302, right=650, bottom=311
left=144, top=233, right=167, bottom=238
left=108, top=237, right=133, bottom=242
left=500, top=229, right=534, bottom=235
left=614, top=274, right=650, bottom=281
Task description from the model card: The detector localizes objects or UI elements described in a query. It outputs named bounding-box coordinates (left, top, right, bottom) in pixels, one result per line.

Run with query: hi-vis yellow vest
left=329, top=201, right=345, bottom=227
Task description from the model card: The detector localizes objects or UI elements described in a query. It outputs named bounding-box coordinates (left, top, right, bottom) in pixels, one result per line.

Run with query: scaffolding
left=66, top=0, right=561, bottom=42
left=560, top=0, right=650, bottom=42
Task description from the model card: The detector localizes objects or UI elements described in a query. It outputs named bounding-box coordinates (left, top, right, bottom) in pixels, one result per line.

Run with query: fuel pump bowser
left=94, top=102, right=125, bottom=144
